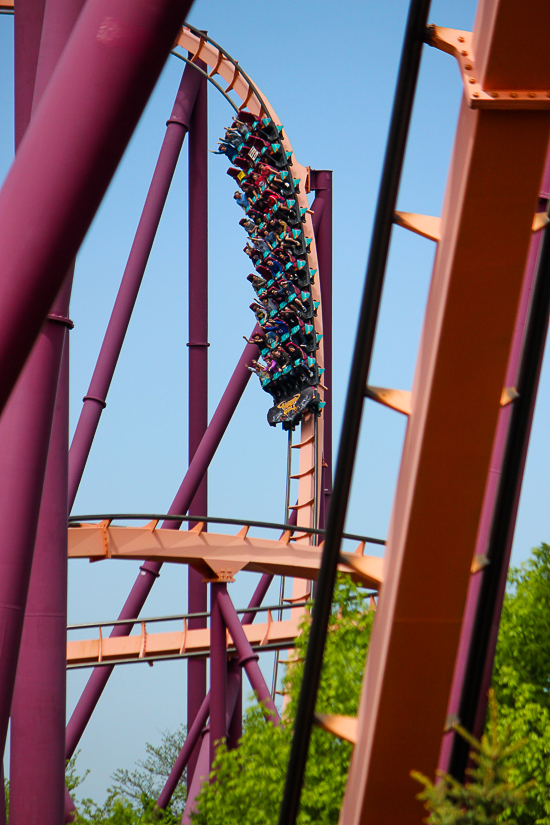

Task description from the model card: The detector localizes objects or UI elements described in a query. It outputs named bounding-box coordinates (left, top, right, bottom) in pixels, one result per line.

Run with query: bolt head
left=461, top=50, right=469, bottom=56
left=468, top=77, right=476, bottom=84
left=473, top=92, right=480, bottom=98
left=465, top=63, right=472, bottom=70
left=528, top=92, right=537, bottom=98
left=509, top=92, right=518, bottom=98
left=458, top=36, right=465, bottom=42
left=490, top=92, right=499, bottom=98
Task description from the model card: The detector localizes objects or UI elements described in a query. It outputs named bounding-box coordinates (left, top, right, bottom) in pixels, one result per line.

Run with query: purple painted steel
left=156, top=581, right=272, bottom=809
left=210, top=583, right=228, bottom=769
left=156, top=696, right=211, bottom=810
left=9, top=2, right=83, bottom=818
left=65, top=333, right=259, bottom=761
left=438, top=159, right=550, bottom=772
left=227, top=658, right=243, bottom=749
left=0, top=765, right=5, bottom=825
left=217, top=588, right=280, bottom=723
left=2, top=6, right=47, bottom=822
left=180, top=660, right=243, bottom=824
left=10, top=338, right=71, bottom=825
left=187, top=65, right=209, bottom=790
left=64, top=787, right=76, bottom=824
left=0, top=0, right=195, bottom=416
left=310, top=172, right=333, bottom=530
left=181, top=730, right=210, bottom=825
left=163, top=332, right=260, bottom=528
left=68, top=62, right=202, bottom=507
left=14, top=0, right=46, bottom=147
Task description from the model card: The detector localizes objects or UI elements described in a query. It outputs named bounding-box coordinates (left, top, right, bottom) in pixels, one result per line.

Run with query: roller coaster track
left=175, top=24, right=325, bottom=556
left=8, top=3, right=550, bottom=823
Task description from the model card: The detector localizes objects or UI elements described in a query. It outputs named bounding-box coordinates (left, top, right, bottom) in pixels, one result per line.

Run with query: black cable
left=276, top=1, right=432, bottom=822
left=449, top=195, right=550, bottom=778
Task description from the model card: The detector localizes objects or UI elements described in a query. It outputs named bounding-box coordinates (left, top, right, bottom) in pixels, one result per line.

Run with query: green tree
left=110, top=724, right=187, bottom=815
left=490, top=543, right=550, bottom=823
left=412, top=690, right=532, bottom=824
left=191, top=576, right=374, bottom=825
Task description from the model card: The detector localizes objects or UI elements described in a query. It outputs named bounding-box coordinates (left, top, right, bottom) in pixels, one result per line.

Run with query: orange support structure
left=340, top=1, right=550, bottom=822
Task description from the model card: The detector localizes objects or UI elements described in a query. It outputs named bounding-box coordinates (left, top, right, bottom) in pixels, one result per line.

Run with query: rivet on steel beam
left=528, top=92, right=537, bottom=99
left=464, top=64, right=472, bottom=71
left=510, top=92, right=518, bottom=98
left=473, top=93, right=480, bottom=98
left=490, top=92, right=499, bottom=98
left=471, top=554, right=489, bottom=574
left=444, top=714, right=460, bottom=733
left=457, top=36, right=465, bottom=42
left=500, top=386, right=520, bottom=406
left=461, top=50, right=468, bottom=56
left=468, top=77, right=476, bottom=84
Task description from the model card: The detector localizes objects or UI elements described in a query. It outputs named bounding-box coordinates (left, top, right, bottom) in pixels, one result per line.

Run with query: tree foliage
left=191, top=576, right=374, bottom=825
left=412, top=690, right=532, bottom=823
left=110, top=724, right=187, bottom=814
left=490, top=544, right=550, bottom=823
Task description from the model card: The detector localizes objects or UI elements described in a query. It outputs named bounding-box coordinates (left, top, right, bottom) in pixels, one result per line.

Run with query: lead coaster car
left=267, top=386, right=324, bottom=430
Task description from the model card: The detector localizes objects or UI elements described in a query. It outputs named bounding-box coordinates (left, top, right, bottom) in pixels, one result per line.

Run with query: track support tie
left=500, top=387, right=519, bottom=406
left=314, top=713, right=357, bottom=744
left=339, top=553, right=383, bottom=589
left=365, top=386, right=411, bottom=416
left=395, top=210, right=547, bottom=241
left=394, top=211, right=440, bottom=241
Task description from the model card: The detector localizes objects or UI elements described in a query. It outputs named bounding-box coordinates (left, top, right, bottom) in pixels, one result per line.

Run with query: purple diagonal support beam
left=187, top=62, right=209, bottom=789
left=66, top=334, right=260, bottom=761
left=14, top=0, right=46, bottom=148
left=217, top=588, right=280, bottom=724
left=156, top=573, right=274, bottom=811
left=180, top=662, right=243, bottom=825
left=0, top=0, right=195, bottom=417
left=209, top=583, right=227, bottom=769
left=68, top=61, right=203, bottom=507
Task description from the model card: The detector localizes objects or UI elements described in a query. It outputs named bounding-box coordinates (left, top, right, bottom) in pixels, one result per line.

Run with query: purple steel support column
left=0, top=0, right=195, bottom=417
left=181, top=729, right=210, bottom=825
left=227, top=658, right=243, bottom=750
left=310, top=172, right=333, bottom=529
left=9, top=3, right=83, bottom=820
left=65, top=333, right=259, bottom=762
left=187, top=65, right=209, bottom=790
left=439, top=160, right=550, bottom=773
left=217, top=588, right=280, bottom=723
left=10, top=337, right=71, bottom=825
left=209, top=583, right=227, bottom=770
left=2, top=3, right=46, bottom=814
left=68, top=61, right=202, bottom=506
left=156, top=598, right=263, bottom=811
left=180, top=660, right=242, bottom=824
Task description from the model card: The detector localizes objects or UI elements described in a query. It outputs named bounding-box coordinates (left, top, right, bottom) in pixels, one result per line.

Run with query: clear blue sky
left=1, top=0, right=550, bottom=802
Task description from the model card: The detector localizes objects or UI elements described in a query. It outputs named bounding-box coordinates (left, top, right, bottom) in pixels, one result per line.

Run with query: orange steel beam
left=67, top=524, right=383, bottom=589
left=67, top=615, right=300, bottom=666
left=340, top=1, right=550, bottom=823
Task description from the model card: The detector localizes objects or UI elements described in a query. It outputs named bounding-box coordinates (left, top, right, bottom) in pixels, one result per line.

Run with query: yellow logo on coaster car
left=277, top=394, right=301, bottom=414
